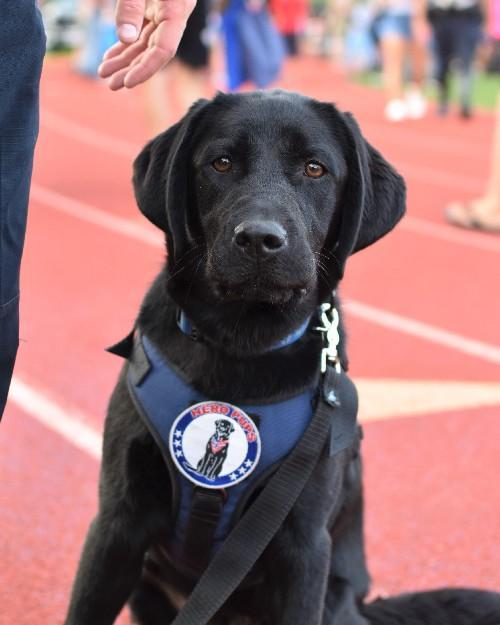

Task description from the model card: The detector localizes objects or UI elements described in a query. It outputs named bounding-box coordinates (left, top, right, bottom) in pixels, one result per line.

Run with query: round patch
left=169, top=401, right=261, bottom=489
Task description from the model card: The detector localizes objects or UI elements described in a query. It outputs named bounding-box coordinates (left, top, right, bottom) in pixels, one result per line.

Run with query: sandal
left=444, top=202, right=500, bottom=233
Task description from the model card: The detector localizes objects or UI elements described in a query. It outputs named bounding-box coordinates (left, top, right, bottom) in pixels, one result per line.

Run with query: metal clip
left=314, top=303, right=341, bottom=374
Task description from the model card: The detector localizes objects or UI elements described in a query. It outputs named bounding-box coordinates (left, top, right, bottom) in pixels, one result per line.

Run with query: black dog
left=196, top=419, right=235, bottom=479
left=64, top=91, right=500, bottom=625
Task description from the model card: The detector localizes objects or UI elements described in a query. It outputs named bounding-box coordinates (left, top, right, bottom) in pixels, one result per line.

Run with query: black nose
left=233, top=220, right=287, bottom=255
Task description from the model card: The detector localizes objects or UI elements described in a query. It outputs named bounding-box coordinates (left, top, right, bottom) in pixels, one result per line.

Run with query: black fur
left=64, top=91, right=500, bottom=625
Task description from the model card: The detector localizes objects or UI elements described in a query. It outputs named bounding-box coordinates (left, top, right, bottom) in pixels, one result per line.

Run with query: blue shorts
left=373, top=13, right=413, bottom=41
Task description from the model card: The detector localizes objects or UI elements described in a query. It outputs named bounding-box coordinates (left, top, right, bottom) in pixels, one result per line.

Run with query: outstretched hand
left=99, top=0, right=196, bottom=90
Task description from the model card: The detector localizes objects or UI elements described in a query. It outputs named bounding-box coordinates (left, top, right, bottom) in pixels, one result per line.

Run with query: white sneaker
left=384, top=99, right=408, bottom=122
left=405, top=90, right=427, bottom=119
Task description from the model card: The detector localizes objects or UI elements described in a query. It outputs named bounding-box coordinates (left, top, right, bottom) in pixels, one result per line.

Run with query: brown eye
left=305, top=161, right=326, bottom=178
left=212, top=156, right=232, bottom=173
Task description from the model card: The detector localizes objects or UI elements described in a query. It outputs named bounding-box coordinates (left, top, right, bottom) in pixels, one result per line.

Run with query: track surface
left=1, top=57, right=499, bottom=625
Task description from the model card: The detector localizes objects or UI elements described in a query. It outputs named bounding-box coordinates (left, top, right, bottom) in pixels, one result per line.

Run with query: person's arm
left=99, top=0, right=197, bottom=90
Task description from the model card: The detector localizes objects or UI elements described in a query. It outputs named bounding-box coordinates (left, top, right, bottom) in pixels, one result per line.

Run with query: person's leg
left=172, top=60, right=207, bottom=114
left=380, top=33, right=406, bottom=100
left=431, top=17, right=453, bottom=115
left=455, top=17, right=482, bottom=118
left=143, top=66, right=176, bottom=136
left=379, top=30, right=408, bottom=121
left=405, top=15, right=428, bottom=119
left=0, top=3, right=46, bottom=418
left=445, top=95, right=500, bottom=230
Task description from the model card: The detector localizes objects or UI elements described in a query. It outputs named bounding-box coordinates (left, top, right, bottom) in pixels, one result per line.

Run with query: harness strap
left=170, top=365, right=354, bottom=625
left=183, top=488, right=226, bottom=571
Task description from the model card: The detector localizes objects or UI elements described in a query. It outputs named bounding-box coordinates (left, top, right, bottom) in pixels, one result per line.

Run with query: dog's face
left=190, top=95, right=346, bottom=307
left=133, top=91, right=405, bottom=350
left=214, top=419, right=235, bottom=439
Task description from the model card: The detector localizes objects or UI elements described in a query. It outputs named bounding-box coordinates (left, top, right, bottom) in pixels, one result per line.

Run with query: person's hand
left=99, top=0, right=197, bottom=90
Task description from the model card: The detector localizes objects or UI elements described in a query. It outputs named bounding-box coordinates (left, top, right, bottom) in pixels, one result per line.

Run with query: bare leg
left=380, top=34, right=408, bottom=121
left=172, top=60, right=207, bottom=113
left=143, top=67, right=175, bottom=136
left=143, top=60, right=208, bottom=136
left=445, top=96, right=500, bottom=230
left=380, top=34, right=406, bottom=101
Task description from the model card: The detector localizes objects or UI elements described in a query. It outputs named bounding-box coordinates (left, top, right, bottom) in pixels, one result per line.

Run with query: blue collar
left=177, top=309, right=311, bottom=351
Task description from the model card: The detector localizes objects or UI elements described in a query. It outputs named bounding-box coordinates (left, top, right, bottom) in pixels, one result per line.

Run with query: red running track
left=1, top=57, right=499, bottom=625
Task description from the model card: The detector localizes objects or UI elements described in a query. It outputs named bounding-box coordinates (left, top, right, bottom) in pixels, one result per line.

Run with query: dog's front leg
left=64, top=379, right=170, bottom=625
left=64, top=509, right=148, bottom=625
left=267, top=527, right=332, bottom=625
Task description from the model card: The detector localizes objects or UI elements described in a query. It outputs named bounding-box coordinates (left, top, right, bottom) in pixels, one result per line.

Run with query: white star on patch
left=175, top=450, right=183, bottom=458
left=174, top=440, right=181, bottom=448
left=230, top=472, right=238, bottom=481
left=175, top=430, right=182, bottom=438
left=244, top=460, right=252, bottom=468
left=238, top=467, right=247, bottom=475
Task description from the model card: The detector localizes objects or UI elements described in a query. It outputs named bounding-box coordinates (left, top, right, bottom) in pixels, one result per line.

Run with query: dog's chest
left=128, top=334, right=317, bottom=569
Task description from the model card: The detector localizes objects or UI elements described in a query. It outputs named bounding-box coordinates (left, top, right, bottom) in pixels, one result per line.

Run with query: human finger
left=102, top=40, right=128, bottom=62
left=122, top=43, right=171, bottom=88
left=115, top=0, right=146, bottom=43
left=98, top=22, right=154, bottom=78
left=123, top=0, right=196, bottom=87
left=108, top=49, right=147, bottom=90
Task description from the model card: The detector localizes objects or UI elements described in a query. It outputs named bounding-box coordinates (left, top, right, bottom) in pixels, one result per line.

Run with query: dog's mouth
left=213, top=279, right=309, bottom=305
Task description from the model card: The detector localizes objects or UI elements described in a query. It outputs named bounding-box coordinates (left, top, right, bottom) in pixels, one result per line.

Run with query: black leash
left=170, top=365, right=357, bottom=625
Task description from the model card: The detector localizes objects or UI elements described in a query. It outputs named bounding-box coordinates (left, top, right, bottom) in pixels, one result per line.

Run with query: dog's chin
left=212, top=280, right=309, bottom=306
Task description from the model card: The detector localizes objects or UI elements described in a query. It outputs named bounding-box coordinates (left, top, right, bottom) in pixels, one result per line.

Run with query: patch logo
left=169, top=401, right=261, bottom=489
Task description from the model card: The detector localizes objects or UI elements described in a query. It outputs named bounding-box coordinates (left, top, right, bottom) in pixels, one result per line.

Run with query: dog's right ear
left=133, top=99, right=209, bottom=263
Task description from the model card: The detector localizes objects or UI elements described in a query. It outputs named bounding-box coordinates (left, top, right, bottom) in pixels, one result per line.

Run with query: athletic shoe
left=384, top=99, right=408, bottom=122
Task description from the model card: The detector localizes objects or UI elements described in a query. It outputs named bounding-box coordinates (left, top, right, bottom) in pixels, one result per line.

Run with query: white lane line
left=31, top=184, right=500, bottom=365
left=357, top=378, right=500, bottom=421
left=30, top=183, right=163, bottom=248
left=42, top=110, right=138, bottom=159
left=8, top=376, right=102, bottom=460
left=345, top=300, right=500, bottom=365
left=41, top=109, right=484, bottom=194
left=9, top=374, right=500, bottom=466
left=400, top=163, right=483, bottom=193
left=401, top=216, right=500, bottom=254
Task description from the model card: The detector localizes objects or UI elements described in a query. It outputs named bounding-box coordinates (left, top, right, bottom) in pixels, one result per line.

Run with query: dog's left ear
left=133, top=99, right=210, bottom=265
left=323, top=109, right=406, bottom=280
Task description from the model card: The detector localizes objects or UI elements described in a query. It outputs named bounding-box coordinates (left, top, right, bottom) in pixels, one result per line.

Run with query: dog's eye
left=212, top=156, right=232, bottom=173
left=304, top=161, right=326, bottom=178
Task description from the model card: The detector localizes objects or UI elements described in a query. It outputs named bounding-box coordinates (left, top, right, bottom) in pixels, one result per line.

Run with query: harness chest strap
left=108, top=316, right=359, bottom=606
left=116, top=331, right=320, bottom=567
left=170, top=365, right=358, bottom=625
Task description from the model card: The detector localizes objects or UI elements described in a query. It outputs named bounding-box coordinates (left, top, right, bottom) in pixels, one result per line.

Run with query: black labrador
left=64, top=91, right=500, bottom=625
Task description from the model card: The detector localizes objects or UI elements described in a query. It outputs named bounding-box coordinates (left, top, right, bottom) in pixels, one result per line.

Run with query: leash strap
left=170, top=365, right=354, bottom=625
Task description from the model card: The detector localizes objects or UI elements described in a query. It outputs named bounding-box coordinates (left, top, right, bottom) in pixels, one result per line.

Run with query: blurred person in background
left=221, top=0, right=285, bottom=90
left=0, top=0, right=197, bottom=420
left=445, top=95, right=500, bottom=230
left=144, top=0, right=210, bottom=134
left=75, top=0, right=118, bottom=78
left=343, top=0, right=379, bottom=71
left=484, top=0, right=500, bottom=72
left=371, top=0, right=428, bottom=121
left=427, top=0, right=486, bottom=118
left=269, top=0, right=308, bottom=56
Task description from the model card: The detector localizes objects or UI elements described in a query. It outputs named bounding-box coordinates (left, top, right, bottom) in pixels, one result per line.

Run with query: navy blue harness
left=125, top=333, right=316, bottom=571
left=111, top=308, right=358, bottom=577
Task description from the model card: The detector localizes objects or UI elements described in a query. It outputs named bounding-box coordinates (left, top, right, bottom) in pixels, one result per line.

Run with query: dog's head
left=215, top=419, right=235, bottom=439
left=133, top=91, right=405, bottom=351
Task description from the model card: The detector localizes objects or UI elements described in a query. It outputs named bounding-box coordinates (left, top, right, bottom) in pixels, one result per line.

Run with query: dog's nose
left=233, top=220, right=287, bottom=255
